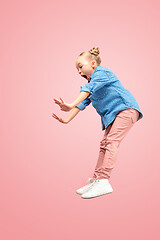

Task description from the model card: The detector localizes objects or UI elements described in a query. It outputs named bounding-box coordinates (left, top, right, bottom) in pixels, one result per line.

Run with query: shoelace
left=88, top=178, right=100, bottom=183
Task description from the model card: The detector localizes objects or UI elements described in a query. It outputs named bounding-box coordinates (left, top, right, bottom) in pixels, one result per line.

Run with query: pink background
left=1, top=0, right=160, bottom=239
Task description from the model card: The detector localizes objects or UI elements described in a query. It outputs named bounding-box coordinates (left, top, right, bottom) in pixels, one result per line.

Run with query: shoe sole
left=81, top=182, right=113, bottom=198
left=81, top=190, right=113, bottom=199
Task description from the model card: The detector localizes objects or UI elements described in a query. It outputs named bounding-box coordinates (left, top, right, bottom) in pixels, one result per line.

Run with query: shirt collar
left=89, top=65, right=102, bottom=81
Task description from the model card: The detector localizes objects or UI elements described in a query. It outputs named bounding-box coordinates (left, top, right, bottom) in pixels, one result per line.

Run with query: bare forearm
left=66, top=107, right=81, bottom=123
left=70, top=91, right=90, bottom=108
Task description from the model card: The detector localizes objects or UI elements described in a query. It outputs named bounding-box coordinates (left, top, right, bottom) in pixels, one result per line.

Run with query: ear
left=91, top=60, right=96, bottom=67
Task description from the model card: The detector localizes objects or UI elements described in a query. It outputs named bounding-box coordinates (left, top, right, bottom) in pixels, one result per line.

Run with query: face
left=75, top=54, right=97, bottom=81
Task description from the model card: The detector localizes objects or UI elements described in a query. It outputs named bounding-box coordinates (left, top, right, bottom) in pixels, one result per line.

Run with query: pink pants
left=92, top=108, right=139, bottom=180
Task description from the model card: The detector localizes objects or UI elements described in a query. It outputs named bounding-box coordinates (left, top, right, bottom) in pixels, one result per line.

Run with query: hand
left=53, top=97, right=72, bottom=112
left=52, top=113, right=68, bottom=124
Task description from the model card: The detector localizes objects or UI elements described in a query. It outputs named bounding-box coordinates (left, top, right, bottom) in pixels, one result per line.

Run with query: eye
left=79, top=66, right=82, bottom=68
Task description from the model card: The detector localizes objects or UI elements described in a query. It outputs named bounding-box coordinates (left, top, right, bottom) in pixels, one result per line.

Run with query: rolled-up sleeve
left=75, top=82, right=93, bottom=110
left=80, top=70, right=109, bottom=95
left=80, top=83, right=93, bottom=95
left=75, top=70, right=109, bottom=110
left=76, top=97, right=91, bottom=110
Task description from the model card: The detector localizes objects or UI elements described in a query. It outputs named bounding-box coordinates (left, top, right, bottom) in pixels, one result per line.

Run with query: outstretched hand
left=52, top=113, right=68, bottom=124
left=53, top=97, right=72, bottom=112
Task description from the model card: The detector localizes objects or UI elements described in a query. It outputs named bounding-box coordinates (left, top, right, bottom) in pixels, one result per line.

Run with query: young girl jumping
left=52, top=46, right=143, bottom=199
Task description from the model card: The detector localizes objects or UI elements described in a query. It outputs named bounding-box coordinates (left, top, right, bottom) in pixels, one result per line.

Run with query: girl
left=52, top=47, right=143, bottom=199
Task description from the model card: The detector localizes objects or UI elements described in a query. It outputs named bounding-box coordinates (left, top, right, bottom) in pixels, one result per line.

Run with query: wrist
left=65, top=118, right=70, bottom=123
left=70, top=103, right=75, bottom=109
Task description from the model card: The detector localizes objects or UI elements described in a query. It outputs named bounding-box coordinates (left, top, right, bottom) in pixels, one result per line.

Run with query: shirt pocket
left=91, top=85, right=108, bottom=100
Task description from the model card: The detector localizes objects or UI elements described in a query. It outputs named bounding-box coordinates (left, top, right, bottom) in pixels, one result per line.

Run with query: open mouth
left=82, top=75, right=88, bottom=79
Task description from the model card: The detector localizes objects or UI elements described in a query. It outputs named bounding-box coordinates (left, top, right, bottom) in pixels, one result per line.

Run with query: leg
left=92, top=108, right=139, bottom=180
left=92, top=122, right=112, bottom=178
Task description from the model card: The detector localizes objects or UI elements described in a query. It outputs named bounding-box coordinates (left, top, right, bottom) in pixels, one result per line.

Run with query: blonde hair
left=79, top=46, right=101, bottom=65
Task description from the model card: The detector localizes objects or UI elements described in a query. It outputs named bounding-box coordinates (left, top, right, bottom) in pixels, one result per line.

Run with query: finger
left=52, top=113, right=58, bottom=119
left=52, top=114, right=61, bottom=121
left=59, top=97, right=64, bottom=103
left=53, top=98, right=59, bottom=101
left=54, top=99, right=61, bottom=104
left=53, top=115, right=64, bottom=123
left=52, top=115, right=58, bottom=119
left=59, top=118, right=64, bottom=123
left=54, top=98, right=61, bottom=103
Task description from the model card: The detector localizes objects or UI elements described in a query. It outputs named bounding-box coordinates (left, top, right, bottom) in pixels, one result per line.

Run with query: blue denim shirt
left=76, top=65, right=143, bottom=131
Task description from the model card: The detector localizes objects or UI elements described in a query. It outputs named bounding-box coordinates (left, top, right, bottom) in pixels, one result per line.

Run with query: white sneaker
left=76, top=178, right=96, bottom=195
left=81, top=179, right=113, bottom=199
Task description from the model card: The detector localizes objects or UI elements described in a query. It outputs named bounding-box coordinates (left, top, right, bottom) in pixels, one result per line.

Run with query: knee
left=106, top=138, right=120, bottom=148
left=100, top=139, right=107, bottom=149
left=100, top=138, right=120, bottom=150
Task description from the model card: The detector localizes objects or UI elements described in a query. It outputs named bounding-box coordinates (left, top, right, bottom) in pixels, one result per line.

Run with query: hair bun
left=89, top=47, right=100, bottom=56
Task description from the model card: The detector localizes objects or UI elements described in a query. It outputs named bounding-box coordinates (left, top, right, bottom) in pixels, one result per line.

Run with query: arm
left=53, top=91, right=90, bottom=112
left=52, top=106, right=80, bottom=124
left=65, top=107, right=81, bottom=123
left=70, top=91, right=90, bottom=108
left=52, top=87, right=91, bottom=124
left=66, top=93, right=92, bottom=122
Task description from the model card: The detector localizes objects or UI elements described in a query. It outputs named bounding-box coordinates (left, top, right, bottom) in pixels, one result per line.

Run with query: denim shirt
left=76, top=65, right=143, bottom=131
